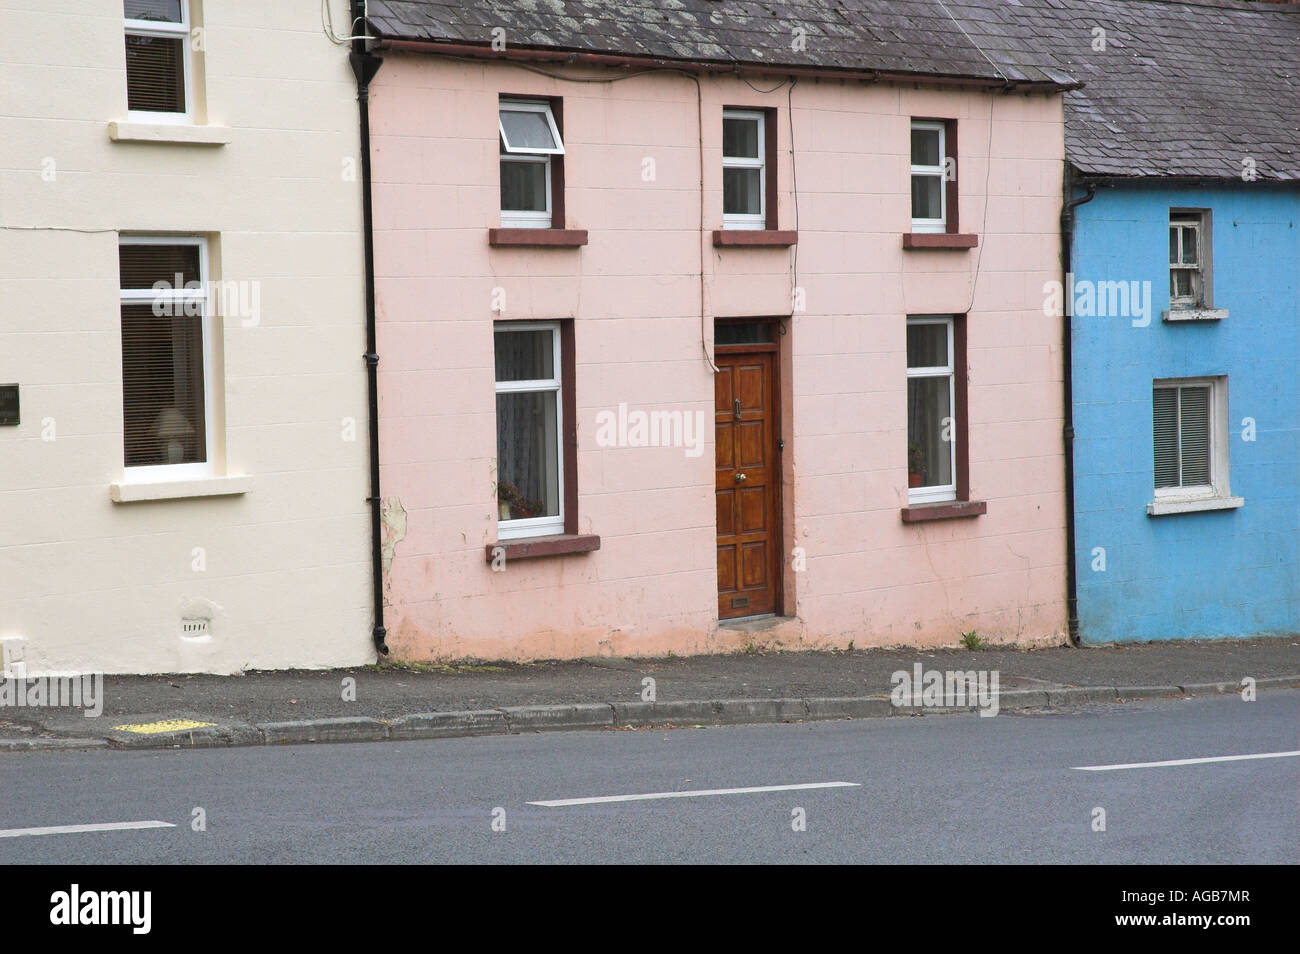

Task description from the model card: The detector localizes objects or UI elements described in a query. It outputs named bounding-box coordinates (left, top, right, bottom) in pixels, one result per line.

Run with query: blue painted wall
left=1071, top=183, right=1299, bottom=642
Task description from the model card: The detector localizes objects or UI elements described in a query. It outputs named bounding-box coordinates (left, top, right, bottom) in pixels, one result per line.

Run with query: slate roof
left=364, top=0, right=1081, bottom=87
left=366, top=0, right=1300, bottom=181
left=1008, top=0, right=1300, bottom=181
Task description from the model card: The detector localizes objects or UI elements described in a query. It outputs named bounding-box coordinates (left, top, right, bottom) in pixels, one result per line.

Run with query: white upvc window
left=499, top=99, right=564, bottom=229
left=910, top=120, right=947, bottom=233
left=722, top=109, right=766, bottom=230
left=118, top=235, right=215, bottom=482
left=124, top=0, right=192, bottom=123
left=1149, top=376, right=1241, bottom=515
left=495, top=322, right=564, bottom=538
left=1169, top=211, right=1206, bottom=308
left=906, top=316, right=956, bottom=504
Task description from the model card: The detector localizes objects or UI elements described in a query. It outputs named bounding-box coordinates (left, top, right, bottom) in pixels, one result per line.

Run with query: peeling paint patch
left=381, top=496, right=408, bottom=577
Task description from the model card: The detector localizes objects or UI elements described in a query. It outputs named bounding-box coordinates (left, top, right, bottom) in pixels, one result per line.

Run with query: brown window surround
left=900, top=314, right=986, bottom=524
left=903, top=117, right=977, bottom=250
left=492, top=95, right=587, bottom=248
left=714, top=105, right=797, bottom=248
left=484, top=320, right=599, bottom=562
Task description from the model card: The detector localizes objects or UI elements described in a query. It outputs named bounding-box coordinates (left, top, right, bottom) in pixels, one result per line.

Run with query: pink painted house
left=358, top=0, right=1079, bottom=661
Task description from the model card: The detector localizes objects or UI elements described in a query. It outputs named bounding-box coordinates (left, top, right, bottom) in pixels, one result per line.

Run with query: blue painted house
left=1048, top=0, right=1299, bottom=642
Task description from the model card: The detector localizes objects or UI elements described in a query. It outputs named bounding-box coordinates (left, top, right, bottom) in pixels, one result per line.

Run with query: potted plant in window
left=908, top=443, right=926, bottom=488
left=497, top=481, right=545, bottom=521
left=497, top=481, right=518, bottom=520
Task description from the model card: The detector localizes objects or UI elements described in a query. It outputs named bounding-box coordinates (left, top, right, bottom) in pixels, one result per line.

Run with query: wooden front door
left=715, top=349, right=781, bottom=619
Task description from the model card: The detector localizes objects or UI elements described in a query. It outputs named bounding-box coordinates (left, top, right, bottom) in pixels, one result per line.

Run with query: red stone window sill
left=484, top=533, right=601, bottom=562
left=489, top=228, right=588, bottom=247
left=902, top=233, right=979, bottom=249
left=900, top=500, right=987, bottom=523
left=712, top=230, right=798, bottom=248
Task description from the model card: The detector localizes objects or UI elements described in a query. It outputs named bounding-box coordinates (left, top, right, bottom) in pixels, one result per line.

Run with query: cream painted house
left=0, top=1, right=374, bottom=674
left=362, top=0, right=1081, bottom=660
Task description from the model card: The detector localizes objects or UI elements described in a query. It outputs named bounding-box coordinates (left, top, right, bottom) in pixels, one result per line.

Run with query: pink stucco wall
left=369, top=54, right=1068, bottom=660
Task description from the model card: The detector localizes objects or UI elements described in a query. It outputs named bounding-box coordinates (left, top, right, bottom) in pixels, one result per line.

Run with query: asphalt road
left=1, top=691, right=1295, bottom=864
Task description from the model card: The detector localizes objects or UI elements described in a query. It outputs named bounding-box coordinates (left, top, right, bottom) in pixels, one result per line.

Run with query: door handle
left=733, top=398, right=741, bottom=421
left=734, top=472, right=747, bottom=483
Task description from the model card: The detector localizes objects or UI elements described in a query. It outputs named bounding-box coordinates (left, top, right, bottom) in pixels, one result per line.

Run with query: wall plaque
left=0, top=385, right=18, bottom=426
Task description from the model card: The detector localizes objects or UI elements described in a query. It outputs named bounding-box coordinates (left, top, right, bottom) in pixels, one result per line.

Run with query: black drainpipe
left=349, top=2, right=388, bottom=656
left=1061, top=163, right=1096, bottom=648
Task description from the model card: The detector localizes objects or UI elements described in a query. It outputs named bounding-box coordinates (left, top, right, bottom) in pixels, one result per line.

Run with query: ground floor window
left=495, top=322, right=563, bottom=538
left=906, top=315, right=958, bottom=503
left=119, top=235, right=212, bottom=481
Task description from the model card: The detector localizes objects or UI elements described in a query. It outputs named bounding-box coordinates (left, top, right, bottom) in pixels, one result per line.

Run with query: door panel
left=715, top=350, right=780, bottom=620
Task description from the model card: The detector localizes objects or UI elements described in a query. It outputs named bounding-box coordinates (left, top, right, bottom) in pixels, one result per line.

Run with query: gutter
left=1071, top=173, right=1300, bottom=188
left=374, top=38, right=1082, bottom=93
left=350, top=1, right=388, bottom=657
left=1060, top=163, right=1096, bottom=648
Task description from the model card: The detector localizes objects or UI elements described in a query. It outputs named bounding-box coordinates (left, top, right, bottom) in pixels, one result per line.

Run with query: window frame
left=494, top=321, right=566, bottom=540
left=1152, top=376, right=1230, bottom=502
left=124, top=0, right=193, bottom=125
left=118, top=233, right=215, bottom=483
left=906, top=315, right=958, bottom=505
left=1169, top=210, right=1209, bottom=309
left=721, top=108, right=768, bottom=231
left=499, top=98, right=565, bottom=230
left=910, top=119, right=949, bottom=234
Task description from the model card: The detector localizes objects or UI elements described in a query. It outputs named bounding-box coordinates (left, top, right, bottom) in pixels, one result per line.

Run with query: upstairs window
left=722, top=109, right=767, bottom=230
left=124, top=0, right=191, bottom=119
left=1169, top=210, right=1208, bottom=308
left=910, top=120, right=949, bottom=233
left=499, top=99, right=565, bottom=229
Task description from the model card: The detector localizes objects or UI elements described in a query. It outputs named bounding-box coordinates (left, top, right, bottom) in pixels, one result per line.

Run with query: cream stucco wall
left=371, top=54, right=1069, bottom=660
left=0, top=1, right=374, bottom=674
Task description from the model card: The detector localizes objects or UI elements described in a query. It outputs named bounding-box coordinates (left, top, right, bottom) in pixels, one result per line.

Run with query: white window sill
left=111, top=474, right=251, bottom=503
left=108, top=121, right=232, bottom=146
left=1147, top=494, right=1243, bottom=516
left=497, top=523, right=565, bottom=541
left=1163, top=308, right=1228, bottom=322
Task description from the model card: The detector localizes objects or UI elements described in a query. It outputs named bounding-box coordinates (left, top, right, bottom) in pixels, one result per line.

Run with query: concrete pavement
left=1, top=636, right=1295, bottom=751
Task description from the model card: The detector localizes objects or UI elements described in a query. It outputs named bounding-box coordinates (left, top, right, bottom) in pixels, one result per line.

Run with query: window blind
left=1179, top=386, right=1210, bottom=485
left=1154, top=384, right=1210, bottom=489
left=1153, top=387, right=1179, bottom=488
left=119, top=244, right=206, bottom=468
left=125, top=34, right=185, bottom=113
left=125, top=0, right=183, bottom=21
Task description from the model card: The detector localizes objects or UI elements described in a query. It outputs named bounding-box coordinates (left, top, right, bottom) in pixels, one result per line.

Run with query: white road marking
left=528, top=781, right=860, bottom=807
left=1073, top=751, right=1300, bottom=772
left=0, top=820, right=176, bottom=839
